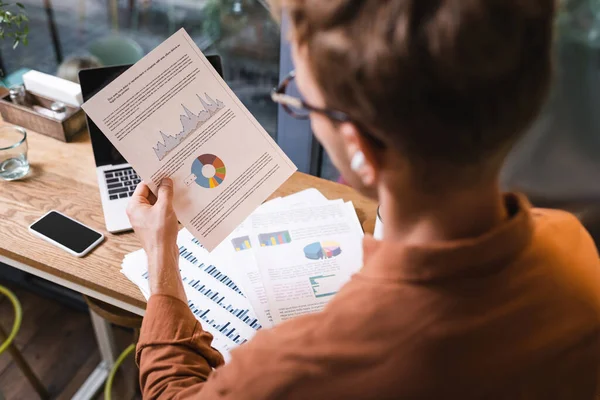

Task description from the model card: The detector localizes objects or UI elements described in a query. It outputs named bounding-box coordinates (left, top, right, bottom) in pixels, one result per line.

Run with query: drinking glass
left=0, top=126, right=29, bottom=181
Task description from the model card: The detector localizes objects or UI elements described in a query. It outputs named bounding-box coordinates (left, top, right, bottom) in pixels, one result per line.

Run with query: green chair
left=89, top=36, right=144, bottom=66
left=0, top=285, right=49, bottom=399
left=83, top=295, right=142, bottom=398
left=104, top=344, right=136, bottom=400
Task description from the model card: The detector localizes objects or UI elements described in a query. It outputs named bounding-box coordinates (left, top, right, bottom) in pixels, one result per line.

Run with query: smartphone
left=29, top=211, right=104, bottom=257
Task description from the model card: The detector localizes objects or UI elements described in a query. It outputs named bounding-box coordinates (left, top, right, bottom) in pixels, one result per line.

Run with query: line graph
left=153, top=93, right=225, bottom=161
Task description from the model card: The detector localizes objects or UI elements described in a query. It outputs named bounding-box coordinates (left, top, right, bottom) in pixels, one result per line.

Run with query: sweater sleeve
left=136, top=292, right=330, bottom=400
left=136, top=294, right=225, bottom=399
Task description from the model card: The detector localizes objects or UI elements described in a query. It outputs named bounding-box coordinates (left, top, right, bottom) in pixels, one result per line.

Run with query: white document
left=82, top=28, right=296, bottom=250
left=120, top=191, right=366, bottom=359
left=121, top=229, right=262, bottom=362
left=210, top=189, right=332, bottom=327
left=209, top=198, right=285, bottom=327
left=250, top=202, right=364, bottom=324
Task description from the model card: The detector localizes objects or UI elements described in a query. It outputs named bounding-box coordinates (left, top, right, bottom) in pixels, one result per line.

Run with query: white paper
left=208, top=198, right=285, bottom=327
left=120, top=190, right=366, bottom=360
left=82, top=28, right=296, bottom=250
left=209, top=189, right=332, bottom=327
left=121, top=229, right=262, bottom=361
left=250, top=202, right=364, bottom=324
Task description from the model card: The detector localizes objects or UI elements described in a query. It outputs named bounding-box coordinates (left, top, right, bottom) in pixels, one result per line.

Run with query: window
left=1, top=0, right=280, bottom=139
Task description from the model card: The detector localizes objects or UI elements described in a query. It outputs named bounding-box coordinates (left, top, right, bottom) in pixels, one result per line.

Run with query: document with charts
left=250, top=201, right=364, bottom=324
left=82, top=28, right=296, bottom=250
left=120, top=189, right=366, bottom=361
left=210, top=188, right=331, bottom=328
left=121, top=228, right=263, bottom=362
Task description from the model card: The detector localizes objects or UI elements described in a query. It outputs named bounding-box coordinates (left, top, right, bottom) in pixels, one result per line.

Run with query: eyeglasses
left=271, top=71, right=386, bottom=147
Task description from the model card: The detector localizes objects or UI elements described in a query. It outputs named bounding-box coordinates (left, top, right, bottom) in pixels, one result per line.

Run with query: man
left=127, top=0, right=600, bottom=398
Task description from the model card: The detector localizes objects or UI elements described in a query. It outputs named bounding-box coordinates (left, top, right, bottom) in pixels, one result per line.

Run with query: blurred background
left=0, top=0, right=344, bottom=181
left=500, top=0, right=600, bottom=243
left=0, top=0, right=280, bottom=139
left=1, top=0, right=599, bottom=187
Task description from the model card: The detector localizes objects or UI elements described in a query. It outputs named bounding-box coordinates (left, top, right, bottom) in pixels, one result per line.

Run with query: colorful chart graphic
left=232, top=236, right=252, bottom=252
left=309, top=274, right=339, bottom=298
left=258, top=231, right=292, bottom=247
left=191, top=154, right=226, bottom=188
left=304, top=241, right=342, bottom=260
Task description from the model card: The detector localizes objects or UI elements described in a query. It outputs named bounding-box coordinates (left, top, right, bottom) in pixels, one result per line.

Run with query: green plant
left=202, top=0, right=222, bottom=41
left=0, top=2, right=28, bottom=49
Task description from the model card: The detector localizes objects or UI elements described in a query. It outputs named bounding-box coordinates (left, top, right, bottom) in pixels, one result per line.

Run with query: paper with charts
left=121, top=229, right=263, bottom=362
left=120, top=189, right=366, bottom=361
left=250, top=201, right=364, bottom=324
left=82, top=28, right=296, bottom=250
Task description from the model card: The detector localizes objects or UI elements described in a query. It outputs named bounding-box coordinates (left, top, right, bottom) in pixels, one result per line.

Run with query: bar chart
left=178, top=245, right=245, bottom=296
left=188, top=301, right=250, bottom=345
left=309, top=274, right=340, bottom=298
left=179, top=245, right=198, bottom=265
left=182, top=276, right=262, bottom=329
left=191, top=237, right=205, bottom=248
left=258, top=230, right=292, bottom=247
left=232, top=235, right=252, bottom=251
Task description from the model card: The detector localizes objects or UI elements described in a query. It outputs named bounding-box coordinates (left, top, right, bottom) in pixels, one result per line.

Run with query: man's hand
left=127, top=178, right=186, bottom=302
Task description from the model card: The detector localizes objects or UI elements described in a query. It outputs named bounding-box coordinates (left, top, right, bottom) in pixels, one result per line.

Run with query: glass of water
left=0, top=126, right=29, bottom=181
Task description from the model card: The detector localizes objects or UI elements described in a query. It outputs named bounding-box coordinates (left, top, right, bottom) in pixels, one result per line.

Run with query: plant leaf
left=16, top=3, right=25, bottom=8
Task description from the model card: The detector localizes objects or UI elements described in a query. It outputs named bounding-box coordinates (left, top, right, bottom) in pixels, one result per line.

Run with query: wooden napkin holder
left=0, top=90, right=86, bottom=142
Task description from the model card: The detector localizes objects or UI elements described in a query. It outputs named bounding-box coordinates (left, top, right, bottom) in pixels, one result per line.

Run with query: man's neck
left=379, top=182, right=508, bottom=245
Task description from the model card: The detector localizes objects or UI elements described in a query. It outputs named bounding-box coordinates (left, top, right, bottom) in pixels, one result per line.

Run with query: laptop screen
left=79, top=56, right=224, bottom=167
left=80, top=65, right=131, bottom=167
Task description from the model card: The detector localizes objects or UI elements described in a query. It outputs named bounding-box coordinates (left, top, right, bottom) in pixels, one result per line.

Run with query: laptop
left=79, top=56, right=224, bottom=233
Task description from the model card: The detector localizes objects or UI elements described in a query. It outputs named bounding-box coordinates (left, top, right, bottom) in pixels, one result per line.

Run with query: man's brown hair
left=273, top=0, right=556, bottom=174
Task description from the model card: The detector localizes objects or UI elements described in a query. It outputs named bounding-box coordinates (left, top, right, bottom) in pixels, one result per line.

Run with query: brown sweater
left=136, top=194, right=600, bottom=399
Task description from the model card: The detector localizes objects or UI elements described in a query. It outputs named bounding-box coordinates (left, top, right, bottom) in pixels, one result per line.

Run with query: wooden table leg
left=0, top=324, right=49, bottom=400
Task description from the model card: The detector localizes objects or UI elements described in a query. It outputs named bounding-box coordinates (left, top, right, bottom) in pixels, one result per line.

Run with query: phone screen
left=30, top=211, right=103, bottom=254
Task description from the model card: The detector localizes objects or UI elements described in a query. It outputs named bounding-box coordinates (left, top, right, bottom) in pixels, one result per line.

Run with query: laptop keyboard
left=104, top=167, right=141, bottom=200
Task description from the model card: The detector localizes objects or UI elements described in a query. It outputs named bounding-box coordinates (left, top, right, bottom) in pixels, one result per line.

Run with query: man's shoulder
left=530, top=207, right=599, bottom=260
left=527, top=207, right=600, bottom=318
left=532, top=207, right=585, bottom=226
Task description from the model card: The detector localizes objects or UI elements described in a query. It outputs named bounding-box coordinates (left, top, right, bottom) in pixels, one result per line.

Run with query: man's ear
left=339, top=122, right=379, bottom=187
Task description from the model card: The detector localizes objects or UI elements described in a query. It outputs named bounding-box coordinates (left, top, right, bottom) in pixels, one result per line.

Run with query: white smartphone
left=29, top=210, right=104, bottom=257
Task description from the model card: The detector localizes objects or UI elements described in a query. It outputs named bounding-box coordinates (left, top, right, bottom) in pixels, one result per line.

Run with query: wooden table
left=0, top=125, right=377, bottom=396
left=0, top=128, right=377, bottom=313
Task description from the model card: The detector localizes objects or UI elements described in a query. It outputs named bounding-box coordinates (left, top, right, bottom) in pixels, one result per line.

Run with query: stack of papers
left=121, top=189, right=365, bottom=361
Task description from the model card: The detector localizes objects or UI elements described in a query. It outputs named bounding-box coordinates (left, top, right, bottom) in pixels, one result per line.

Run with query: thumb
left=157, top=178, right=174, bottom=206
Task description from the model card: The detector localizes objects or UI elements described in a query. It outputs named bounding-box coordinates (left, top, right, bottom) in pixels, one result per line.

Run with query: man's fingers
left=157, top=178, right=174, bottom=206
left=129, top=179, right=171, bottom=214
left=147, top=191, right=157, bottom=205
left=132, top=181, right=151, bottom=202
left=127, top=182, right=150, bottom=219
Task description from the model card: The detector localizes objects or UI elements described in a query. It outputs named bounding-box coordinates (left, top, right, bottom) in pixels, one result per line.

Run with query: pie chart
left=304, top=241, right=342, bottom=260
left=191, top=154, right=226, bottom=188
